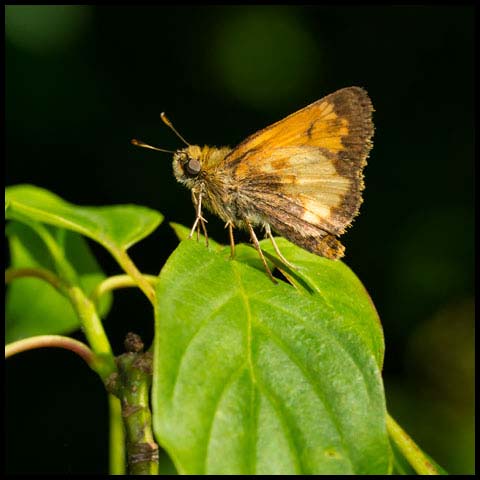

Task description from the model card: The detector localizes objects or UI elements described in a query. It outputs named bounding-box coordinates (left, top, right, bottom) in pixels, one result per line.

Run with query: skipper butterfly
left=132, top=87, right=374, bottom=282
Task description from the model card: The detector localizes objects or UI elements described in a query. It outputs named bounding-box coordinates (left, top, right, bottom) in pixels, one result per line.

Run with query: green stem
left=110, top=249, right=156, bottom=305
left=5, top=266, right=115, bottom=380
left=91, top=274, right=158, bottom=305
left=5, top=267, right=65, bottom=292
left=5, top=335, right=94, bottom=364
left=25, top=221, right=78, bottom=284
left=109, top=394, right=126, bottom=475
left=386, top=414, right=439, bottom=475
left=67, top=286, right=116, bottom=380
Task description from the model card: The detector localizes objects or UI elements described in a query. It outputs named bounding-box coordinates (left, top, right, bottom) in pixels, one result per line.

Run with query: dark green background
left=5, top=5, right=474, bottom=474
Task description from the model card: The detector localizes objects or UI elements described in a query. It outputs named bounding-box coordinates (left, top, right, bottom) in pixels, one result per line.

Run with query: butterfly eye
left=185, top=159, right=201, bottom=176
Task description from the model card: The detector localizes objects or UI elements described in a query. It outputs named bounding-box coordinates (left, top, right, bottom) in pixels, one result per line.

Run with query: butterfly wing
left=221, top=86, right=374, bottom=258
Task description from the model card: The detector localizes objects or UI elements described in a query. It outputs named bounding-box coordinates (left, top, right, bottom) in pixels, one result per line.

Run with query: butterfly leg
left=190, top=191, right=209, bottom=246
left=200, top=218, right=209, bottom=247
left=245, top=219, right=277, bottom=284
left=225, top=220, right=235, bottom=258
left=190, top=191, right=201, bottom=240
left=264, top=224, right=297, bottom=270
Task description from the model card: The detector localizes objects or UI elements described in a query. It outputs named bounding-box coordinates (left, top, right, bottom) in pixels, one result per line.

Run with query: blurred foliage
left=211, top=6, right=319, bottom=109
left=5, top=6, right=92, bottom=54
left=386, top=301, right=475, bottom=473
left=5, top=5, right=474, bottom=475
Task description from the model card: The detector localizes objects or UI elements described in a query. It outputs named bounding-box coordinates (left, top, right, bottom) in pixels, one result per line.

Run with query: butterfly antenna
left=131, top=139, right=174, bottom=154
left=160, top=112, right=191, bottom=146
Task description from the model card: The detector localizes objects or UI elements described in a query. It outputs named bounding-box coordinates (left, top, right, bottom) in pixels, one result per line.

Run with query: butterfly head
left=172, top=145, right=204, bottom=188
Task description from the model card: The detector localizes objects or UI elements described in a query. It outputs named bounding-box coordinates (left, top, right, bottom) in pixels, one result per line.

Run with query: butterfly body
left=172, top=145, right=238, bottom=225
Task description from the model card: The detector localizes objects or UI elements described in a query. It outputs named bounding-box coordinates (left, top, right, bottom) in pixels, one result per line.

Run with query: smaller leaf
left=5, top=184, right=163, bottom=253
left=5, top=221, right=112, bottom=343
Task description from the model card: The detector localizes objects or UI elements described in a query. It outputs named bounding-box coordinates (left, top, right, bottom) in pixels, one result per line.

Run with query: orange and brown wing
left=221, top=87, right=374, bottom=258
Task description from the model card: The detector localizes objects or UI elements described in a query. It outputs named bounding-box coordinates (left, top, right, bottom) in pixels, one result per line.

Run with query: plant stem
left=386, top=414, right=440, bottom=475
left=110, top=249, right=156, bottom=304
left=5, top=335, right=95, bottom=365
left=5, top=265, right=116, bottom=380
left=108, top=334, right=159, bottom=475
left=24, top=220, right=79, bottom=284
left=91, top=274, right=158, bottom=305
left=67, top=286, right=116, bottom=380
left=5, top=267, right=65, bottom=292
left=109, top=394, right=126, bottom=475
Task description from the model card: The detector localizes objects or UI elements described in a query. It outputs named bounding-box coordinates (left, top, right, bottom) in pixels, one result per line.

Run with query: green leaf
left=153, top=239, right=391, bottom=474
left=5, top=221, right=112, bottom=343
left=5, top=184, right=163, bottom=252
left=259, top=237, right=385, bottom=368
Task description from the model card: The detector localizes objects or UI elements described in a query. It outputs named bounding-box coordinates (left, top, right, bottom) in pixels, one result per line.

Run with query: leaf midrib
left=231, top=263, right=258, bottom=474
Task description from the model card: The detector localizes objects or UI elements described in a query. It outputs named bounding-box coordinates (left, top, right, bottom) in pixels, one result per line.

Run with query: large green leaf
left=5, top=221, right=112, bottom=343
left=5, top=184, right=163, bottom=252
left=153, top=239, right=391, bottom=474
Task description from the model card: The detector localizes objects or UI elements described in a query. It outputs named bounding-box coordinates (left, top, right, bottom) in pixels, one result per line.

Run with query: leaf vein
left=254, top=380, right=303, bottom=474
left=255, top=297, right=375, bottom=403
left=170, top=291, right=238, bottom=401
left=254, top=321, right=355, bottom=472
left=203, top=363, right=247, bottom=474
